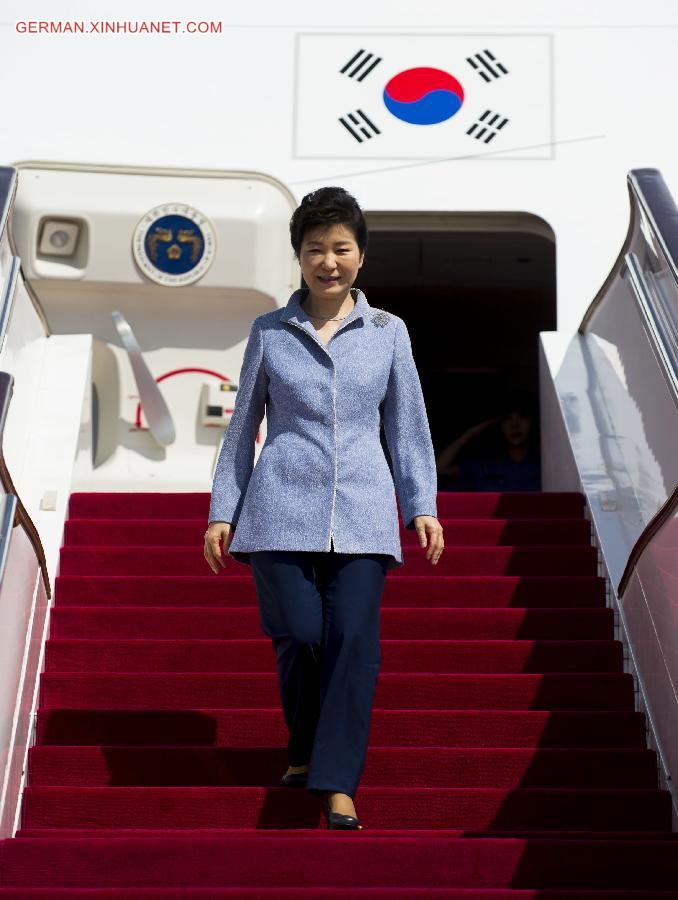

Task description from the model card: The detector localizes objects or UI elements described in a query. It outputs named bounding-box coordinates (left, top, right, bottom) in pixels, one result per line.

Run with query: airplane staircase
left=0, top=488, right=675, bottom=896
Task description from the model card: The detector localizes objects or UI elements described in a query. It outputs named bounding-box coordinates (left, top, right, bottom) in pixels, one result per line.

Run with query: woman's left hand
left=413, top=515, right=444, bottom=566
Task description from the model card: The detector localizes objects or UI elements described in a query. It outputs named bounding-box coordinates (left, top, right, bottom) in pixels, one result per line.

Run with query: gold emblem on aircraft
left=132, top=203, right=217, bottom=286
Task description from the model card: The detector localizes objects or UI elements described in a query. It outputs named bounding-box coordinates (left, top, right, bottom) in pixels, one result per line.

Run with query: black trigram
left=339, top=109, right=381, bottom=143
left=466, top=110, right=509, bottom=143
left=466, top=49, right=509, bottom=82
left=339, top=49, right=382, bottom=81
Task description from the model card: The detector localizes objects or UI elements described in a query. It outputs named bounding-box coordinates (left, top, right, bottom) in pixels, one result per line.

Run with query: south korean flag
left=294, top=33, right=553, bottom=160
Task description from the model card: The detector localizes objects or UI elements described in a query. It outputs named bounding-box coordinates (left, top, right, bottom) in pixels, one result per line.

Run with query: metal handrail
left=629, top=168, right=678, bottom=286
left=0, top=168, right=17, bottom=248
left=579, top=168, right=678, bottom=353
left=624, top=250, right=678, bottom=405
left=0, top=255, right=20, bottom=356
left=618, top=484, right=677, bottom=598
left=0, top=168, right=53, bottom=598
left=577, top=168, right=678, bottom=596
left=0, top=372, right=51, bottom=598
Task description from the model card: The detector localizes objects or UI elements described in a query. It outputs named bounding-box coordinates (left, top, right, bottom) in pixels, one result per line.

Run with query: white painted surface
left=0, top=2, right=677, bottom=338
left=0, top=271, right=91, bottom=590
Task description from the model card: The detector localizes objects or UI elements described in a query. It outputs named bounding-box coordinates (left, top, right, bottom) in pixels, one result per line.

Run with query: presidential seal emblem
left=132, top=203, right=216, bottom=286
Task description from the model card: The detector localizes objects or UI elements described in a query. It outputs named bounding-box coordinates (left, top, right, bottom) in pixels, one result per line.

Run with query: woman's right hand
left=204, top=522, right=234, bottom=573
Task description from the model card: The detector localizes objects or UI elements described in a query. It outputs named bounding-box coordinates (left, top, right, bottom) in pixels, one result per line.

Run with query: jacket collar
left=281, top=286, right=370, bottom=334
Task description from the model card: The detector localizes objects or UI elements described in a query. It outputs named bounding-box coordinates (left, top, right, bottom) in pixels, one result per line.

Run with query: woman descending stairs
left=0, top=490, right=676, bottom=897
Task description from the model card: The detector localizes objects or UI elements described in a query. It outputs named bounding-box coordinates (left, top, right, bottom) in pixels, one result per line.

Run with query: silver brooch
left=370, top=310, right=390, bottom=327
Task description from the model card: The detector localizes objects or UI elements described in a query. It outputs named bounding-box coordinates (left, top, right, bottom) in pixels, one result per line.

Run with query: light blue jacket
left=208, top=286, right=437, bottom=570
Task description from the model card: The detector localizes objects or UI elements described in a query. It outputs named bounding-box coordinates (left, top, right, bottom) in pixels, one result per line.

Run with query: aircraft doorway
left=360, top=212, right=556, bottom=493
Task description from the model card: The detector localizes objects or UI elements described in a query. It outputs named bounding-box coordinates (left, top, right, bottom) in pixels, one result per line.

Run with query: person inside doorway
left=436, top=390, right=541, bottom=491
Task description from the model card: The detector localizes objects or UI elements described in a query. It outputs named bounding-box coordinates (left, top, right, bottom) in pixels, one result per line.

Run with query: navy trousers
left=249, top=548, right=389, bottom=799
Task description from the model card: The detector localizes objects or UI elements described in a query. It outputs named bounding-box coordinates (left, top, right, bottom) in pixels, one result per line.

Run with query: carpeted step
left=20, top=785, right=673, bottom=831
left=52, top=574, right=608, bottom=608
left=57, top=545, right=599, bottom=576
left=15, top=826, right=678, bottom=840
left=38, top=671, right=635, bottom=711
left=3, top=890, right=678, bottom=900
left=43, top=638, right=624, bottom=673
left=67, top=490, right=587, bottom=520
left=436, top=492, right=586, bottom=519
left=2, top=889, right=678, bottom=899
left=2, top=887, right=678, bottom=899
left=35, top=709, right=648, bottom=748
left=27, top=746, right=659, bottom=788
left=63, top=517, right=592, bottom=547
left=48, top=606, right=615, bottom=640
left=1, top=833, right=677, bottom=888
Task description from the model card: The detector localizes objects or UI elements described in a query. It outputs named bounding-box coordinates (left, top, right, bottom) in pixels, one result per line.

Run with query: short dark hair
left=289, top=186, right=368, bottom=259
left=500, top=388, right=539, bottom=421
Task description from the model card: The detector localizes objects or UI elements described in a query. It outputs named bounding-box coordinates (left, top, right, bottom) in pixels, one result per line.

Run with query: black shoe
left=279, top=769, right=309, bottom=788
left=321, top=792, right=363, bottom=830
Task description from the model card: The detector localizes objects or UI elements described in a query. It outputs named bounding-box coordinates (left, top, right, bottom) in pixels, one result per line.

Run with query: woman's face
left=298, top=222, right=364, bottom=300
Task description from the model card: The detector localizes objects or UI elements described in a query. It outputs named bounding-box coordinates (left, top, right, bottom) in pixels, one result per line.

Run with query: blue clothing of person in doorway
left=456, top=449, right=541, bottom=491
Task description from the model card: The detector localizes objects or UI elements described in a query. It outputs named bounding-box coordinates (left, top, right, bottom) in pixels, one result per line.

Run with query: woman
left=204, top=187, right=444, bottom=830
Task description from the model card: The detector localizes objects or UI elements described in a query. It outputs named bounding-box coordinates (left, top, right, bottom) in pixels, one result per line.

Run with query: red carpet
left=1, top=490, right=676, bottom=896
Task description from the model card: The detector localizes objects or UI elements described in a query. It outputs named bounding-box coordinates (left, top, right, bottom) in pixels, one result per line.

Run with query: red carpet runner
left=0, top=490, right=676, bottom=897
